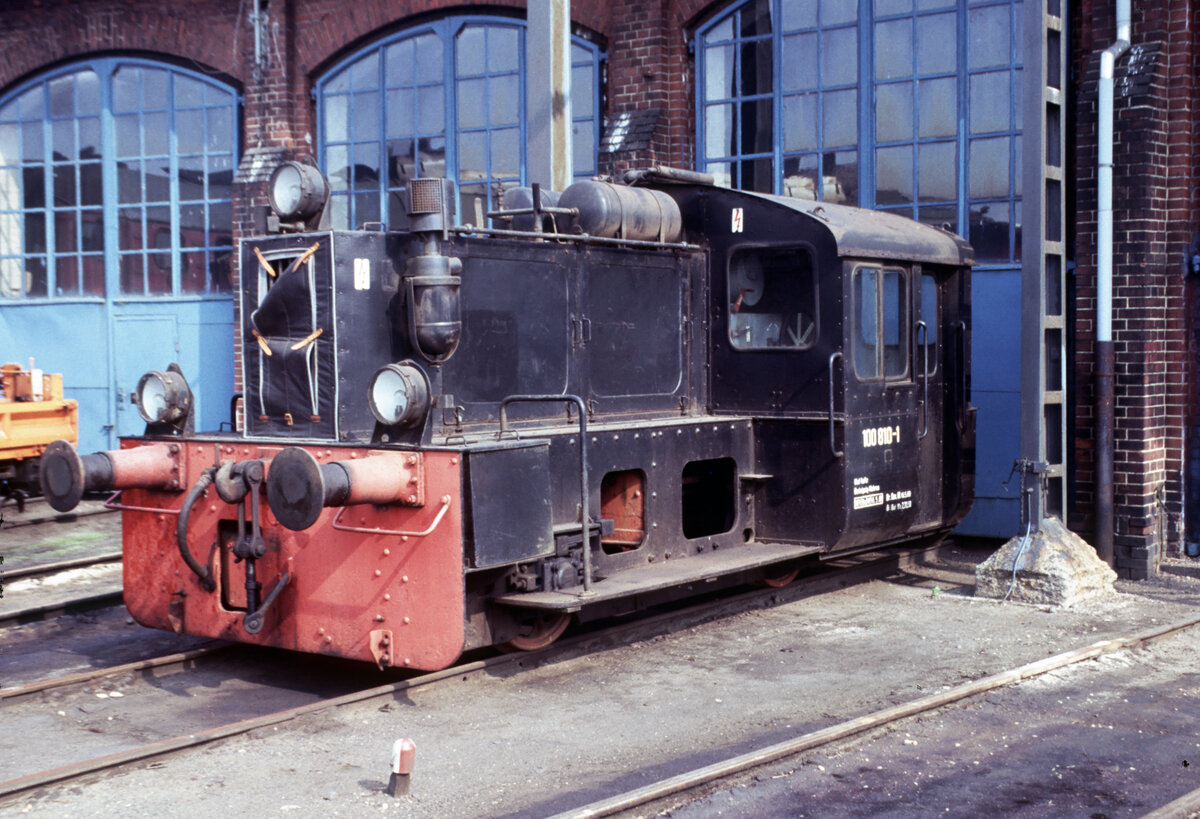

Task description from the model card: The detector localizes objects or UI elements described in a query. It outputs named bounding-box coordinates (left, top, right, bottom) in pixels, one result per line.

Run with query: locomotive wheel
left=757, top=566, right=801, bottom=588
left=499, top=612, right=572, bottom=652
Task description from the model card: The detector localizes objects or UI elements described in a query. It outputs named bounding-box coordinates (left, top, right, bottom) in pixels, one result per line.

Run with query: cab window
left=855, top=266, right=909, bottom=382
left=727, top=247, right=817, bottom=350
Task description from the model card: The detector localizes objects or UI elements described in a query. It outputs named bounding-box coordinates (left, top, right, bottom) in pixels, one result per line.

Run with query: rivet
left=450, top=457, right=459, bottom=465
left=383, top=548, right=391, bottom=556
left=441, top=495, right=451, bottom=504
left=384, top=594, right=391, bottom=601
left=402, top=575, right=409, bottom=583
left=401, top=535, right=409, bottom=542
left=326, top=636, right=333, bottom=644
left=403, top=658, right=411, bottom=666
left=651, top=461, right=657, bottom=468
left=407, top=494, right=417, bottom=504
left=407, top=455, right=417, bottom=466
left=375, top=569, right=382, bottom=577
left=318, top=627, right=325, bottom=635
left=403, top=616, right=411, bottom=624
left=210, top=505, right=218, bottom=512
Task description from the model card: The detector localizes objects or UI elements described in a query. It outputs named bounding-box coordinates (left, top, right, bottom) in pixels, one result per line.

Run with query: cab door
left=839, top=263, right=925, bottom=547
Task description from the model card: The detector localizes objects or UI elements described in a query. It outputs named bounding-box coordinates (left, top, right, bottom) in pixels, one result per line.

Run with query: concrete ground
left=3, top=542, right=1200, bottom=817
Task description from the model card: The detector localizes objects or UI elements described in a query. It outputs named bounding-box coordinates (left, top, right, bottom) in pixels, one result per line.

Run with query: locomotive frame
left=40, top=167, right=974, bottom=669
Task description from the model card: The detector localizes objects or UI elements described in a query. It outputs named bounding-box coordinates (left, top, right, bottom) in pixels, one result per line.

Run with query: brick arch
left=0, top=4, right=245, bottom=94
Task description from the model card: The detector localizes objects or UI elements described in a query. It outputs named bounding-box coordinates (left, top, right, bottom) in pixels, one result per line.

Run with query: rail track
left=0, top=542, right=951, bottom=802
left=550, top=613, right=1200, bottom=819
left=0, top=496, right=114, bottom=529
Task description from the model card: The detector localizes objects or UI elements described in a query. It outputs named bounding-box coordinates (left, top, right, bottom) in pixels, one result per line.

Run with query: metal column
left=1018, top=0, right=1069, bottom=530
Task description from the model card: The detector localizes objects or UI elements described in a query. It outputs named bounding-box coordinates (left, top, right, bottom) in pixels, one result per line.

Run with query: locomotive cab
left=40, top=166, right=974, bottom=670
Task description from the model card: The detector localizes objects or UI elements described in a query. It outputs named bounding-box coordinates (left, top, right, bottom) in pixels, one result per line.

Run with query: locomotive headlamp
left=135, top=368, right=191, bottom=425
left=268, top=161, right=329, bottom=222
left=367, top=361, right=430, bottom=428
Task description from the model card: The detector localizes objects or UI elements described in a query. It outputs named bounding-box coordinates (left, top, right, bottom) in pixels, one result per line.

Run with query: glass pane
left=209, top=154, right=233, bottom=200
left=118, top=160, right=142, bottom=203
left=23, top=166, right=45, bottom=208
left=143, top=111, right=168, bottom=156
left=387, top=88, right=414, bottom=136
left=740, top=0, right=773, bottom=38
left=739, top=156, right=774, bottom=193
left=142, top=69, right=168, bottom=106
left=457, top=28, right=486, bottom=76
left=572, top=122, right=595, bottom=174
left=780, top=0, right=816, bottom=31
left=354, top=191, right=380, bottom=226
left=968, top=136, right=1009, bottom=198
left=705, top=44, right=735, bottom=99
left=352, top=91, right=380, bottom=141
left=969, top=71, right=1011, bottom=133
left=180, top=201, right=205, bottom=232
left=144, top=159, right=171, bottom=203
left=856, top=269, right=879, bottom=378
left=115, top=114, right=140, bottom=158
left=24, top=212, right=46, bottom=253
left=882, top=269, right=907, bottom=378
left=458, top=182, right=487, bottom=225
left=386, top=39, right=415, bottom=85
left=53, top=164, right=77, bottom=207
left=207, top=106, right=232, bottom=151
left=918, top=141, right=956, bottom=201
left=705, top=103, right=734, bottom=159
left=56, top=256, right=79, bottom=295
left=783, top=153, right=818, bottom=199
left=706, top=160, right=732, bottom=188
left=325, top=67, right=350, bottom=95
left=783, top=94, right=817, bottom=152
left=969, top=201, right=1009, bottom=262
left=417, top=85, right=444, bottom=134
left=350, top=52, right=379, bottom=89
left=740, top=40, right=774, bottom=96
left=491, top=75, right=520, bottom=126
left=52, top=118, right=74, bottom=161
left=23, top=121, right=43, bottom=159
left=113, top=68, right=139, bottom=112
left=208, top=201, right=232, bottom=246
left=728, top=247, right=817, bottom=349
left=831, top=150, right=857, bottom=204
left=352, top=141, right=380, bottom=187
left=177, top=110, right=203, bottom=154
left=917, top=77, right=957, bottom=138
left=415, top=33, right=444, bottom=83
left=821, top=28, right=857, bottom=86
left=458, top=79, right=486, bottom=129
left=874, top=19, right=913, bottom=80
left=916, top=14, right=957, bottom=75
left=50, top=76, right=74, bottom=117
left=969, top=5, right=1010, bottom=70
left=77, top=71, right=100, bottom=116
left=459, top=131, right=487, bottom=177
left=177, top=75, right=204, bottom=107
left=572, top=65, right=595, bottom=118
left=876, top=0, right=913, bottom=15
left=488, top=27, right=520, bottom=73
left=118, top=252, right=143, bottom=293
left=118, top=207, right=142, bottom=250
left=388, top=137, right=416, bottom=185
left=920, top=273, right=938, bottom=349
left=80, top=210, right=103, bottom=250
left=741, top=98, right=773, bottom=154
left=210, top=249, right=232, bottom=292
left=781, top=34, right=818, bottom=92
left=919, top=203, right=957, bottom=233
left=25, top=257, right=47, bottom=296
left=821, top=0, right=857, bottom=26
left=418, top=136, right=446, bottom=177
left=822, top=89, right=857, bottom=148
left=324, top=95, right=348, bottom=142
left=181, top=249, right=207, bottom=293
left=875, top=82, right=913, bottom=142
left=490, top=128, right=519, bottom=179
left=0, top=122, right=17, bottom=162
left=79, top=116, right=100, bottom=160
left=876, top=144, right=913, bottom=206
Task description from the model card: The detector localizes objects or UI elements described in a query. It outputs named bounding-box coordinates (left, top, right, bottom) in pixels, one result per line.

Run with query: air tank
left=558, top=180, right=682, bottom=242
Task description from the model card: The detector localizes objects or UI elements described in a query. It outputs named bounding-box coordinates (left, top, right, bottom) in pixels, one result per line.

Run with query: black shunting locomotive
left=40, top=165, right=974, bottom=668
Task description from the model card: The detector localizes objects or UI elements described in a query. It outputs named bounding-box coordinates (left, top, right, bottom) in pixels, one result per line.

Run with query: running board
left=492, top=541, right=822, bottom=612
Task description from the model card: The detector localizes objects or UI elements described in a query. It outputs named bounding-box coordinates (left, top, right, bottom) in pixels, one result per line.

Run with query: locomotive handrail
left=916, top=321, right=929, bottom=440
left=828, top=353, right=844, bottom=458
left=103, top=490, right=183, bottom=516
left=330, top=495, right=452, bottom=537
left=451, top=224, right=699, bottom=252
left=499, top=394, right=593, bottom=593
left=954, top=321, right=967, bottom=433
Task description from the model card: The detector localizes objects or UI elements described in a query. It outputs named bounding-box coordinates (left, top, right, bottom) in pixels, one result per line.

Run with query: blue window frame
left=317, top=16, right=604, bottom=229
left=0, top=58, right=237, bottom=299
left=696, top=0, right=1023, bottom=264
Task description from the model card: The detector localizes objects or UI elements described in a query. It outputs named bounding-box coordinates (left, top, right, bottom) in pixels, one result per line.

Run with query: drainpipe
left=1096, top=0, right=1132, bottom=566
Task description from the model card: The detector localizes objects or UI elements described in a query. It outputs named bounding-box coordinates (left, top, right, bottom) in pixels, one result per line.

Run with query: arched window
left=317, top=17, right=604, bottom=229
left=0, top=58, right=237, bottom=298
left=696, top=0, right=1022, bottom=264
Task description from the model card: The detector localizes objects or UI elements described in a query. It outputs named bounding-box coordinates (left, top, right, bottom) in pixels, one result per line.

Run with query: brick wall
left=1073, top=0, right=1199, bottom=577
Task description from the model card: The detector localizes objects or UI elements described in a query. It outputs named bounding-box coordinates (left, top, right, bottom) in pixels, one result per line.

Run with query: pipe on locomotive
left=265, top=447, right=423, bottom=531
left=39, top=439, right=182, bottom=512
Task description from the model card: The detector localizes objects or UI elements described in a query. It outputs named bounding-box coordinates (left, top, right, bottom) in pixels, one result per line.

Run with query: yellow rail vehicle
left=1, top=362, right=78, bottom=509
